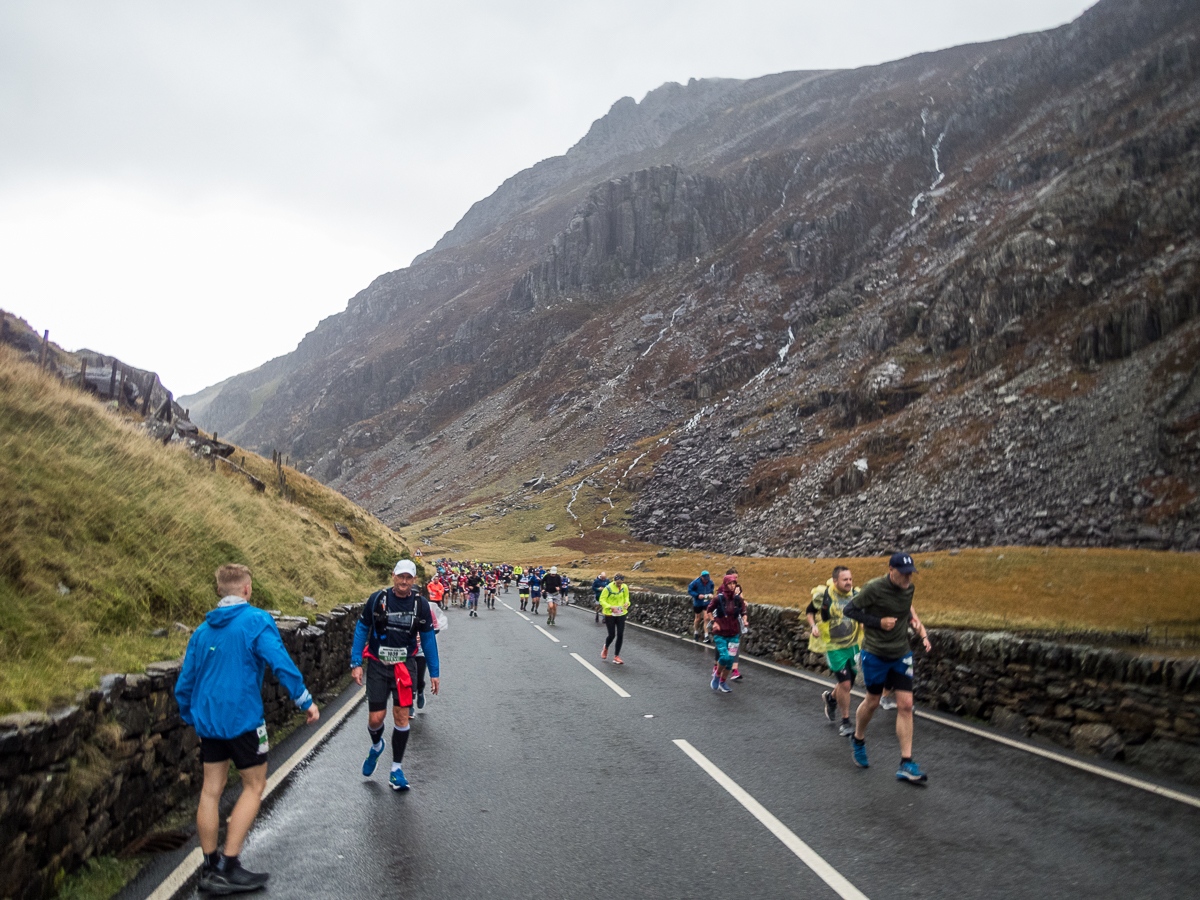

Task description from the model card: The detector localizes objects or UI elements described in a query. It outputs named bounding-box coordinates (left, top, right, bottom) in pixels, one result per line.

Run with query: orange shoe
left=613, top=656, right=624, bottom=665
left=601, top=645, right=608, bottom=660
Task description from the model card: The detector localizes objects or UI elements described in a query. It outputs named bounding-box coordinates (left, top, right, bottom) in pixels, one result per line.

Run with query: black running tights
left=604, top=615, right=626, bottom=655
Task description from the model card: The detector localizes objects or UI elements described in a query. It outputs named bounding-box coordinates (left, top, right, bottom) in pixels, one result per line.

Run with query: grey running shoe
left=822, top=690, right=837, bottom=722
left=880, top=695, right=898, bottom=710
left=839, top=720, right=855, bottom=737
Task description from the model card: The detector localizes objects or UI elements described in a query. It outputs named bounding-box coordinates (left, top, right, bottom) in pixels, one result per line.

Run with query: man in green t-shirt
left=843, top=552, right=932, bottom=783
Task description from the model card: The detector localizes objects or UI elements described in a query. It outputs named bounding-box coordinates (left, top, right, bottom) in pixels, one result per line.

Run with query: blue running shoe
left=389, top=767, right=410, bottom=791
left=362, top=742, right=384, bottom=777
left=416, top=691, right=425, bottom=709
left=896, top=760, right=928, bottom=783
left=717, top=680, right=732, bottom=693
left=710, top=672, right=720, bottom=691
left=852, top=739, right=869, bottom=768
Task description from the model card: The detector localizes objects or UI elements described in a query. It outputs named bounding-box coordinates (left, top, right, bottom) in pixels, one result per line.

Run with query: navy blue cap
left=888, top=552, right=916, bottom=574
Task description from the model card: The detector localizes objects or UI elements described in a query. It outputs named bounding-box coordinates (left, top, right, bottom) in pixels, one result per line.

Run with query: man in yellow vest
left=807, top=566, right=861, bottom=736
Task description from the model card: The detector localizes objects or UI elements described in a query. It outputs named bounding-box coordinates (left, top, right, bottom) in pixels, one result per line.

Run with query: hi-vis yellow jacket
left=806, top=579, right=862, bottom=653
left=598, top=583, right=631, bottom=617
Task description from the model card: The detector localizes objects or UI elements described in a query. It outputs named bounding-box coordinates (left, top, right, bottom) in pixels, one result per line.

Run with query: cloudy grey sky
left=2, top=0, right=1096, bottom=396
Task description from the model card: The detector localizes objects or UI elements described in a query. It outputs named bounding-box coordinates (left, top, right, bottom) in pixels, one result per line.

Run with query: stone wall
left=573, top=588, right=1200, bottom=786
left=0, top=604, right=363, bottom=900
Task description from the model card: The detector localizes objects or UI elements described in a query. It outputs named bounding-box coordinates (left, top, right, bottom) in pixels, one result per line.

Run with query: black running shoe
left=202, top=865, right=269, bottom=895
left=822, top=690, right=837, bottom=723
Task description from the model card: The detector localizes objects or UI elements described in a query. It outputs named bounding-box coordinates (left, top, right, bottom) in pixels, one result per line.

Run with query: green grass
left=0, top=346, right=414, bottom=712
left=53, top=857, right=144, bottom=900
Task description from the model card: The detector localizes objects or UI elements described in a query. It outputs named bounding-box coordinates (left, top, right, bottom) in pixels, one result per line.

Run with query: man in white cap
left=350, top=559, right=441, bottom=791
left=543, top=566, right=563, bottom=626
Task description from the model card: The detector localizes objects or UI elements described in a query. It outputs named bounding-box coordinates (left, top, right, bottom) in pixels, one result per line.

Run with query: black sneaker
left=203, top=864, right=269, bottom=895
left=198, top=862, right=218, bottom=893
left=822, top=690, right=837, bottom=723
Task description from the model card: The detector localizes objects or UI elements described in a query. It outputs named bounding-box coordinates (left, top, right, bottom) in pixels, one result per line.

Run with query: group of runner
left=803, top=552, right=932, bottom=783
left=175, top=547, right=932, bottom=893
left=685, top=555, right=929, bottom=782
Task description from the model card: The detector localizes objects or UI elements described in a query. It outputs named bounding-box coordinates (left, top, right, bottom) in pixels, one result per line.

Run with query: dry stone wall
left=0, top=604, right=363, bottom=900
left=573, top=588, right=1200, bottom=786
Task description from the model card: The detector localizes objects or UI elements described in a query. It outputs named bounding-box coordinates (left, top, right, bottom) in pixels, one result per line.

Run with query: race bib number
left=255, top=722, right=269, bottom=754
left=378, top=646, right=408, bottom=664
left=612, top=605, right=628, bottom=615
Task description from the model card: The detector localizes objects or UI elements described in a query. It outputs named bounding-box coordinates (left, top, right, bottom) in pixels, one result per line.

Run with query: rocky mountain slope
left=185, top=0, right=1200, bottom=556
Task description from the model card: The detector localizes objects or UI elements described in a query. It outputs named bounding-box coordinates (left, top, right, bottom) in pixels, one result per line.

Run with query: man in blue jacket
left=350, top=559, right=440, bottom=791
left=591, top=571, right=609, bottom=622
left=688, top=571, right=716, bottom=642
left=175, top=564, right=319, bottom=895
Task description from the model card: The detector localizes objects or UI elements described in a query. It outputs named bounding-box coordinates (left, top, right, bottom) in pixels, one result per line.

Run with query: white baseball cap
left=394, top=559, right=417, bottom=576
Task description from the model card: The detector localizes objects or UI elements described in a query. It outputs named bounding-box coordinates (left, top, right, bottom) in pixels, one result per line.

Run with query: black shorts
left=200, top=726, right=268, bottom=770
left=366, top=656, right=418, bottom=712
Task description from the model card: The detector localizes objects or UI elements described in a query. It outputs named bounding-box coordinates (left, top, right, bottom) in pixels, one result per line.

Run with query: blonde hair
left=216, top=563, right=252, bottom=596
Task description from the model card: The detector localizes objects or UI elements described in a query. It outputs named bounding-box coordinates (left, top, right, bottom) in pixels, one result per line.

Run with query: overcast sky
left=1, top=0, right=1096, bottom=396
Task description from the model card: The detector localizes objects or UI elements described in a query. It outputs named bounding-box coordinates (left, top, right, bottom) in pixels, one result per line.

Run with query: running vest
left=365, top=589, right=425, bottom=664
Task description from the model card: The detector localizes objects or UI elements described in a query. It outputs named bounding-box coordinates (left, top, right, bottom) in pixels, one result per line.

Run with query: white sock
left=372, top=740, right=384, bottom=752
left=391, top=762, right=402, bottom=772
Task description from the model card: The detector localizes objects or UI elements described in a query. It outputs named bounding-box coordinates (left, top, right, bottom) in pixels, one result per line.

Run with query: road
left=168, top=594, right=1200, bottom=899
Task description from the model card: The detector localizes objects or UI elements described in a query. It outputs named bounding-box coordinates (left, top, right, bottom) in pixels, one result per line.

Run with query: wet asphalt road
left=171, top=595, right=1200, bottom=900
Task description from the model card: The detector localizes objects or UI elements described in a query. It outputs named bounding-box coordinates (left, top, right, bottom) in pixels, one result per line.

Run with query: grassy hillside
left=0, top=346, right=414, bottom=713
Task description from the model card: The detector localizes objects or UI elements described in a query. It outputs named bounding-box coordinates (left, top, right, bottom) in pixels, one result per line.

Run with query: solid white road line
left=913, top=710, right=1200, bottom=809
left=674, top=740, right=869, bottom=900
left=570, top=652, right=632, bottom=698
left=534, top=624, right=559, bottom=642
left=145, top=687, right=367, bottom=900
left=598, top=610, right=1200, bottom=809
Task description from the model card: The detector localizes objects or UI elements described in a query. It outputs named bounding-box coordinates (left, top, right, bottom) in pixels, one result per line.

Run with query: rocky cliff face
left=185, top=0, right=1200, bottom=555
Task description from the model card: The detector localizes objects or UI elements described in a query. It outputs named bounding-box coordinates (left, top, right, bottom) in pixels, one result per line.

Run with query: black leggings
left=604, top=615, right=626, bottom=655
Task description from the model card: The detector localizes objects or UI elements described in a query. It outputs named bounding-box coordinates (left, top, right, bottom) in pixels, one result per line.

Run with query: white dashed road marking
left=570, top=652, right=632, bottom=698
left=674, top=740, right=869, bottom=900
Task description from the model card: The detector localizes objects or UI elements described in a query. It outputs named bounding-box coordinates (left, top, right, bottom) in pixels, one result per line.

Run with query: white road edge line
left=144, top=686, right=362, bottom=897
left=570, top=652, right=631, bottom=697
left=674, top=740, right=869, bottom=900
left=145, top=686, right=366, bottom=900
left=534, top=624, right=559, bottom=642
left=569, top=606, right=1200, bottom=809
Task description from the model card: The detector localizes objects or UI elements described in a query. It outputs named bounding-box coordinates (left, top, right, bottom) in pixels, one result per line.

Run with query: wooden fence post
left=79, top=358, right=88, bottom=390
left=141, top=374, right=155, bottom=415
left=118, top=369, right=126, bottom=408
left=109, top=361, right=118, bottom=402
left=39, top=330, right=49, bottom=368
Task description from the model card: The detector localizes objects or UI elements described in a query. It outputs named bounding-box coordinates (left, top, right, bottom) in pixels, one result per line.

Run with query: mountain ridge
left=184, top=0, right=1200, bottom=557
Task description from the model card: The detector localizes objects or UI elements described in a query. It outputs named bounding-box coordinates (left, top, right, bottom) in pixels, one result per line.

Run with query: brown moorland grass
left=403, top=489, right=1200, bottom=645
left=0, top=346, right=413, bottom=713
